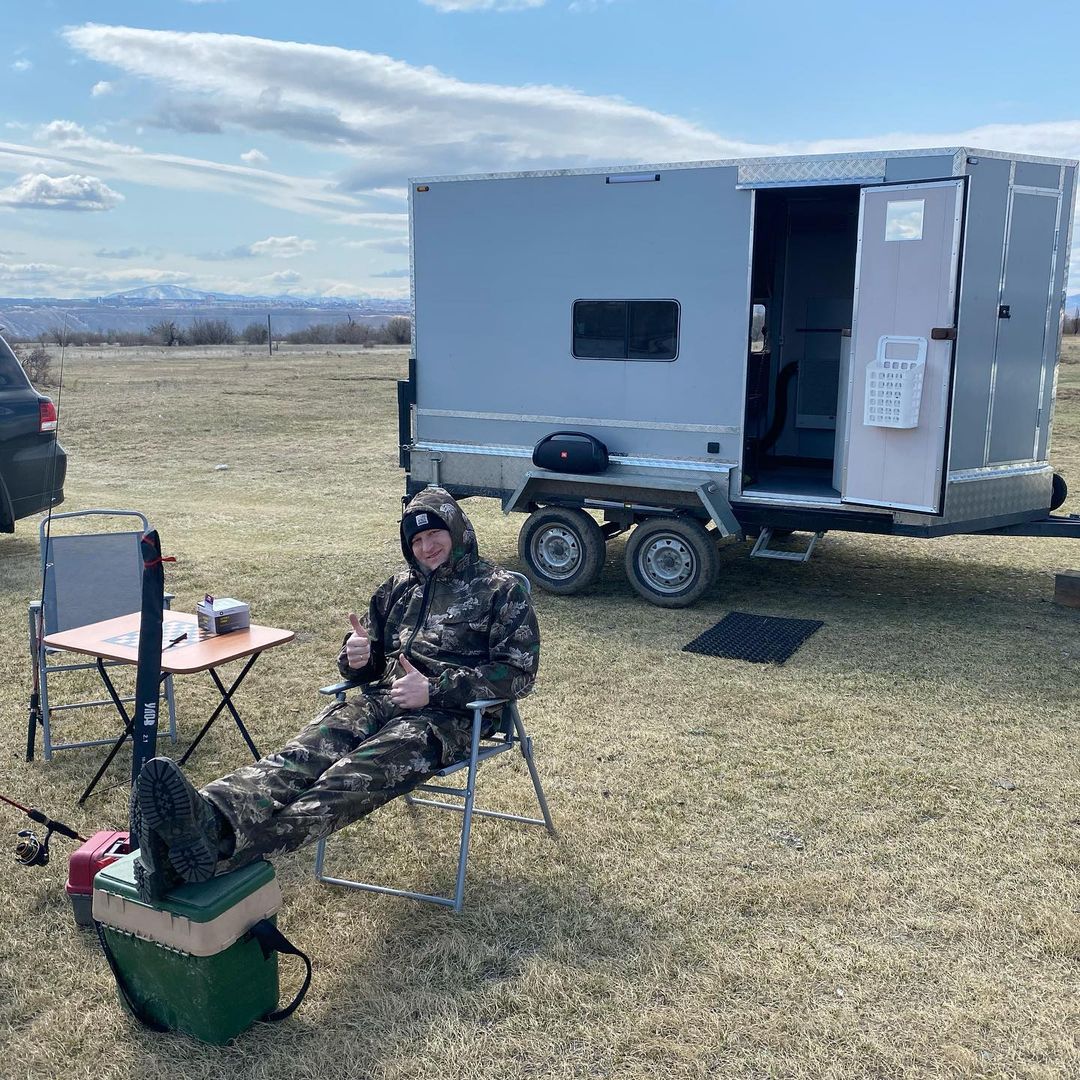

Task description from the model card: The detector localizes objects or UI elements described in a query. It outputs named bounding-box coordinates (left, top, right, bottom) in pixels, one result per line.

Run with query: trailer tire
left=1051, top=473, right=1068, bottom=512
left=519, top=508, right=606, bottom=595
left=624, top=517, right=719, bottom=608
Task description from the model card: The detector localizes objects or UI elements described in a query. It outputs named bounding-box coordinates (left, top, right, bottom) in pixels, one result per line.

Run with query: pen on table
left=165, top=632, right=188, bottom=649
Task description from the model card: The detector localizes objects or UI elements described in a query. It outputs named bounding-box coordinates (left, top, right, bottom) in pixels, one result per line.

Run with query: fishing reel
left=15, top=827, right=52, bottom=867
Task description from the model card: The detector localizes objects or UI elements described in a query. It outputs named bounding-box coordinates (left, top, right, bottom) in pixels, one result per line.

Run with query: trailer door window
left=573, top=300, right=679, bottom=361
left=884, top=199, right=925, bottom=241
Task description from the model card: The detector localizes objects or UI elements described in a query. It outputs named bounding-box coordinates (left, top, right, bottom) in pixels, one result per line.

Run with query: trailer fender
left=501, top=468, right=744, bottom=540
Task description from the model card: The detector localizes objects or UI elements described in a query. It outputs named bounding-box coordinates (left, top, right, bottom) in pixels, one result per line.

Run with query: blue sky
left=3, top=0, right=1078, bottom=299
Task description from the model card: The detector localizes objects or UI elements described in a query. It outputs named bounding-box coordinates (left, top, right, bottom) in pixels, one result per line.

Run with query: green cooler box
left=92, top=851, right=287, bottom=1044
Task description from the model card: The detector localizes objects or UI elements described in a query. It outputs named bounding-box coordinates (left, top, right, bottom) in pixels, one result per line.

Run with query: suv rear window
left=0, top=336, right=31, bottom=389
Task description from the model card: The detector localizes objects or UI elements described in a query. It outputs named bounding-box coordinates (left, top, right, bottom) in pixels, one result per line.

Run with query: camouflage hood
left=399, top=487, right=477, bottom=577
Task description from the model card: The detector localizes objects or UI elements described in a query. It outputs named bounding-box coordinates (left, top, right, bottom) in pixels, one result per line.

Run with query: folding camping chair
left=314, top=571, right=556, bottom=913
left=28, top=509, right=177, bottom=760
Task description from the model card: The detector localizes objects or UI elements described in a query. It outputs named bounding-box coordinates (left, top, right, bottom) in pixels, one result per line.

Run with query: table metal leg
left=78, top=665, right=175, bottom=804
left=77, top=659, right=135, bottom=804
left=177, top=653, right=263, bottom=766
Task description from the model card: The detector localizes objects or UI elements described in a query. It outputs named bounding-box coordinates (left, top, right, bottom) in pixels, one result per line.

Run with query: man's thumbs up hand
left=345, top=613, right=371, bottom=668
left=391, top=653, right=430, bottom=710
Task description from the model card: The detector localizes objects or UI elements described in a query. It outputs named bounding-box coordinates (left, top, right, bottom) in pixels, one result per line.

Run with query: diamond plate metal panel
left=941, top=468, right=1052, bottom=522
left=737, top=157, right=886, bottom=186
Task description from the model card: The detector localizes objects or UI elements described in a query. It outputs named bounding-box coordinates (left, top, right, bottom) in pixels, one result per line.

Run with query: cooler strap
left=250, top=918, right=313, bottom=1021
left=94, top=921, right=170, bottom=1033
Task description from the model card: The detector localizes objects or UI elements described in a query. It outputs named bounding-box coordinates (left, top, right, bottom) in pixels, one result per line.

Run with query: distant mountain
left=1067, top=293, right=1080, bottom=312
left=0, top=288, right=411, bottom=339
left=105, top=285, right=225, bottom=301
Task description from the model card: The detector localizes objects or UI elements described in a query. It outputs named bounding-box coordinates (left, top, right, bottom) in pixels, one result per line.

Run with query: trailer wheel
left=624, top=517, right=719, bottom=608
left=1051, top=473, right=1068, bottom=512
left=518, top=508, right=606, bottom=594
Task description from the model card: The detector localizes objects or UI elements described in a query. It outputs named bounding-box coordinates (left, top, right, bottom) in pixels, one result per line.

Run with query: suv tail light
left=39, top=399, right=58, bottom=433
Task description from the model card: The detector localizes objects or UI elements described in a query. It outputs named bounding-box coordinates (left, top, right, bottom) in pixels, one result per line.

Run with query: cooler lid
left=93, top=850, right=276, bottom=922
left=92, top=851, right=282, bottom=957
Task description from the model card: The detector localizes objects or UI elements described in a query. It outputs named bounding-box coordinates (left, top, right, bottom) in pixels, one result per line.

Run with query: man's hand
left=345, top=613, right=371, bottom=669
left=390, top=654, right=430, bottom=710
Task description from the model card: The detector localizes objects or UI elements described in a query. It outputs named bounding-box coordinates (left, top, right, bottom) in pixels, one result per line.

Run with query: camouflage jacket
left=338, top=488, right=540, bottom=714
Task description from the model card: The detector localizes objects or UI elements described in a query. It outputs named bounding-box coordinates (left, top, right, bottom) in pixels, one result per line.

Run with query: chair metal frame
left=28, top=509, right=177, bottom=760
left=314, top=571, right=555, bottom=913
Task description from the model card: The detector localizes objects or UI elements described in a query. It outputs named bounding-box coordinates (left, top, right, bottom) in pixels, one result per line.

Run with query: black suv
left=0, top=332, right=66, bottom=534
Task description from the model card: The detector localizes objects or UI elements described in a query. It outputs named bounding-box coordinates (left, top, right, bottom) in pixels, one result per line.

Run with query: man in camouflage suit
left=134, top=487, right=540, bottom=899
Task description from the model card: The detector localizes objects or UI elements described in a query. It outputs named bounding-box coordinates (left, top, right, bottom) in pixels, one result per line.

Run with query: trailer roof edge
left=409, top=146, right=1078, bottom=185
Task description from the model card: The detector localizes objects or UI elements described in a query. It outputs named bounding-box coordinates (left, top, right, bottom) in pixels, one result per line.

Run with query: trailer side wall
left=412, top=167, right=752, bottom=465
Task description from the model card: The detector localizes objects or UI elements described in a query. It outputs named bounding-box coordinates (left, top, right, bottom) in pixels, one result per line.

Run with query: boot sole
left=134, top=857, right=180, bottom=903
left=131, top=796, right=182, bottom=902
left=138, top=758, right=218, bottom=884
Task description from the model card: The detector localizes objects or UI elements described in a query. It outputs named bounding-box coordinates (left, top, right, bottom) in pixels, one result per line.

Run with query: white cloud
left=60, top=24, right=1080, bottom=214
left=259, top=269, right=302, bottom=285
left=61, top=23, right=749, bottom=190
left=36, top=119, right=139, bottom=154
left=249, top=235, right=316, bottom=258
left=343, top=236, right=411, bottom=255
left=0, top=173, right=124, bottom=211
left=0, top=260, right=191, bottom=293
left=0, top=133, right=404, bottom=227
left=421, top=0, right=545, bottom=10
left=240, top=148, right=268, bottom=164
left=12, top=59, right=32, bottom=73
left=91, top=80, right=114, bottom=97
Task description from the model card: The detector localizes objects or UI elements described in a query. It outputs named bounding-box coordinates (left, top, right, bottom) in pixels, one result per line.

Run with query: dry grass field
left=0, top=340, right=1078, bottom=1080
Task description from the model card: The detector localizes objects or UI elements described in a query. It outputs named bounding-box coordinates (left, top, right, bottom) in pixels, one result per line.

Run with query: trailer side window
left=572, top=300, right=679, bottom=361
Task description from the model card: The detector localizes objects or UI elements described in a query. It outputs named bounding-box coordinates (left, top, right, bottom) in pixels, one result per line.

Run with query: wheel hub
left=640, top=536, right=694, bottom=593
left=533, top=525, right=581, bottom=580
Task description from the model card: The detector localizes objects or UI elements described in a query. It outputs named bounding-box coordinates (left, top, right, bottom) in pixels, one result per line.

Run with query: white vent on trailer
left=863, top=335, right=927, bottom=428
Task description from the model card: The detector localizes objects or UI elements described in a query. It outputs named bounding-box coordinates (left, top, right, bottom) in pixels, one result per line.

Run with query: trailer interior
left=742, top=184, right=861, bottom=500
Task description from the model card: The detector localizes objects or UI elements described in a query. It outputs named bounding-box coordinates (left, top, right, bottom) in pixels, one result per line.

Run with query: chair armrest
left=164, top=593, right=175, bottom=607
left=466, top=698, right=508, bottom=710
left=29, top=600, right=41, bottom=613
left=320, top=678, right=365, bottom=696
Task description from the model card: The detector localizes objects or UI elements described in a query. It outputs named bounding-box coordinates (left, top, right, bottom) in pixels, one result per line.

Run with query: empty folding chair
left=314, top=571, right=556, bottom=912
left=28, top=509, right=177, bottom=760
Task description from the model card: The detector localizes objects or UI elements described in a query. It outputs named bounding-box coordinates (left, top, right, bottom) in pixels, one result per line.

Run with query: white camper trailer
left=400, top=147, right=1079, bottom=607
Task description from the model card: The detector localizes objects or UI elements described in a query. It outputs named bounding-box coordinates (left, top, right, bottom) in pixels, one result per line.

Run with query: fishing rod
left=0, top=792, right=87, bottom=868
left=26, top=319, right=68, bottom=762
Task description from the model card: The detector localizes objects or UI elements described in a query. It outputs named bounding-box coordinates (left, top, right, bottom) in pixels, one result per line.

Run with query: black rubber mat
left=682, top=611, right=823, bottom=664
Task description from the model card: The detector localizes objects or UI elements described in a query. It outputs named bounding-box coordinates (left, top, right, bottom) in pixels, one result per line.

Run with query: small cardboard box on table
left=93, top=851, right=282, bottom=1044
left=196, top=595, right=251, bottom=636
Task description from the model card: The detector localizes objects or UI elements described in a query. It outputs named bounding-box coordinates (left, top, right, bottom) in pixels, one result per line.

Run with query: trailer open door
left=838, top=180, right=964, bottom=512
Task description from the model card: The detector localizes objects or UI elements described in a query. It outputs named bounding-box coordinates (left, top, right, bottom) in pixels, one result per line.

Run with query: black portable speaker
left=532, top=431, right=610, bottom=474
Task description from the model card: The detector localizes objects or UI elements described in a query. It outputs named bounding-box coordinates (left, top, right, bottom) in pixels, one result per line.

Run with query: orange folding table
left=43, top=611, right=295, bottom=801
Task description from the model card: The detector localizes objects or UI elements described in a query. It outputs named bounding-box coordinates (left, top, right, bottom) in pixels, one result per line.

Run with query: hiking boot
left=130, top=790, right=183, bottom=903
left=138, top=757, right=220, bottom=884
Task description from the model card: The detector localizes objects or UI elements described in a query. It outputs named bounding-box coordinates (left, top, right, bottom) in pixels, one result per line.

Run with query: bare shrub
left=241, top=322, right=269, bottom=345
left=385, top=316, right=411, bottom=345
left=283, top=315, right=410, bottom=346
left=18, top=345, right=55, bottom=387
left=148, top=319, right=181, bottom=346
left=185, top=318, right=235, bottom=345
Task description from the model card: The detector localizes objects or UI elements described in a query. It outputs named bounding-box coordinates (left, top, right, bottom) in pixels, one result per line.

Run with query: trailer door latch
left=998, top=304, right=1011, bottom=319
left=930, top=327, right=957, bottom=340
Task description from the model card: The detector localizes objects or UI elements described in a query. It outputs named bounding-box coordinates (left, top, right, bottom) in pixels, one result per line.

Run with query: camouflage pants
left=202, top=696, right=474, bottom=871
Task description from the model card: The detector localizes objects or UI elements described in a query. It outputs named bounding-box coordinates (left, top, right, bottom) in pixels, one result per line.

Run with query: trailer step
left=749, top=527, right=824, bottom=563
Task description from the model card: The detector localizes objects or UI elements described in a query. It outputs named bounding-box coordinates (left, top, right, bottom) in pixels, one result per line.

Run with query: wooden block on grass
left=1054, top=570, right=1080, bottom=609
